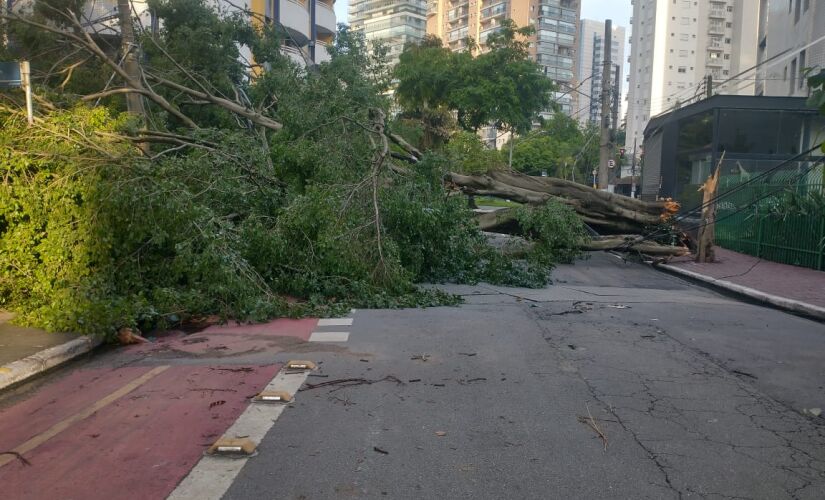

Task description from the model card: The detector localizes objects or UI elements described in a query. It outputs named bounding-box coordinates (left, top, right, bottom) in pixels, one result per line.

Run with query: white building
left=755, top=0, right=825, bottom=97
left=349, top=0, right=427, bottom=66
left=576, top=19, right=626, bottom=128
left=624, top=0, right=759, bottom=153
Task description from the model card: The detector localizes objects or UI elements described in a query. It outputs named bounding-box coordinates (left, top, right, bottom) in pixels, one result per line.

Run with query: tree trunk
left=117, top=0, right=145, bottom=120
left=483, top=232, right=689, bottom=257
left=449, top=170, right=678, bottom=234
left=696, top=164, right=721, bottom=263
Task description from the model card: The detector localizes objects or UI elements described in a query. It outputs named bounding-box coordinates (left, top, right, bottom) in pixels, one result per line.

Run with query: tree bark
left=696, top=163, right=721, bottom=263
left=117, top=0, right=145, bottom=120
left=449, top=170, right=678, bottom=234
left=483, top=231, right=689, bottom=258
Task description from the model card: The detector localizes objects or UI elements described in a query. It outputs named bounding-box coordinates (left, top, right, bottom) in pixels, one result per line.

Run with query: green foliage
left=443, top=131, right=503, bottom=174
left=0, top=0, right=590, bottom=338
left=451, top=21, right=554, bottom=135
left=514, top=201, right=589, bottom=269
left=394, top=21, right=554, bottom=138
left=765, top=190, right=825, bottom=219
left=510, top=113, right=598, bottom=181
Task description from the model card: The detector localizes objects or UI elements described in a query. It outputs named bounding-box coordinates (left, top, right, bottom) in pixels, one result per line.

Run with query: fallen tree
left=447, top=169, right=679, bottom=234
left=484, top=232, right=689, bottom=258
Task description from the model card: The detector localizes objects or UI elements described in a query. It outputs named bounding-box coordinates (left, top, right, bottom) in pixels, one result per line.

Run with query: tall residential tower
left=576, top=19, right=625, bottom=127
left=625, top=0, right=759, bottom=153
left=426, top=0, right=582, bottom=115
left=348, top=0, right=428, bottom=65
left=755, top=0, right=824, bottom=98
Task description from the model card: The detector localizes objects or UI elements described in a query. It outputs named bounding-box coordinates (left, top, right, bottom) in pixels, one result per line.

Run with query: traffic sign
left=608, top=159, right=616, bottom=168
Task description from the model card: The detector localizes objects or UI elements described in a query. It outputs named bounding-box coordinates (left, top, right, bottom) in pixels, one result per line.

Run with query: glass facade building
left=349, top=0, right=428, bottom=65
left=642, top=95, right=825, bottom=206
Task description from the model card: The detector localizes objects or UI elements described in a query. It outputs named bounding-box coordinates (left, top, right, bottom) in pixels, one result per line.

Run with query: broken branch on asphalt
left=299, top=376, right=406, bottom=393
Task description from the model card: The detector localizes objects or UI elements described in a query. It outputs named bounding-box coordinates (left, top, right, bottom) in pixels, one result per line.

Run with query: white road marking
left=167, top=369, right=309, bottom=500
left=317, top=318, right=353, bottom=326
left=309, top=331, right=350, bottom=342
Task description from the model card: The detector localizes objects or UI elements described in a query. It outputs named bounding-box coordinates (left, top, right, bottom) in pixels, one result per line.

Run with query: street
left=1, top=253, right=824, bottom=499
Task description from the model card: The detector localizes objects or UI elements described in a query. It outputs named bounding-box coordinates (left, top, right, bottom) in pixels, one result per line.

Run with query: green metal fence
left=715, top=167, right=825, bottom=271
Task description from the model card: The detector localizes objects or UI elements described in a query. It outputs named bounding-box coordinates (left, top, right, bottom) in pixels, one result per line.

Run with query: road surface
left=1, top=253, right=824, bottom=499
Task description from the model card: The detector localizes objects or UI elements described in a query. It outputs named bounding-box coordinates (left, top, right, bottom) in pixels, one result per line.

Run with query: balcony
left=481, top=3, right=507, bottom=20
left=448, top=9, right=468, bottom=21
left=315, top=0, right=336, bottom=36
left=315, top=41, right=332, bottom=64
left=281, top=0, right=311, bottom=43
left=709, top=7, right=726, bottom=18
left=706, top=56, right=724, bottom=67
left=708, top=23, right=725, bottom=35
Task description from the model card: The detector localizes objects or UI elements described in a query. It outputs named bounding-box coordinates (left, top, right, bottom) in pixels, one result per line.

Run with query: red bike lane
left=0, top=317, right=321, bottom=499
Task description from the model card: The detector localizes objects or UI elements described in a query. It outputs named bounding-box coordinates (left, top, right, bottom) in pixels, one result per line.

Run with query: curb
left=657, top=263, right=825, bottom=322
left=0, top=336, right=102, bottom=391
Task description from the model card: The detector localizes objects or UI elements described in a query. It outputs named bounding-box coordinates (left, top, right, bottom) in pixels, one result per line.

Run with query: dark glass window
left=717, top=110, right=804, bottom=156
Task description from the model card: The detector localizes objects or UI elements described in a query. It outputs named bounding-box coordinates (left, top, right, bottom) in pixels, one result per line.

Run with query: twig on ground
left=578, top=403, right=608, bottom=451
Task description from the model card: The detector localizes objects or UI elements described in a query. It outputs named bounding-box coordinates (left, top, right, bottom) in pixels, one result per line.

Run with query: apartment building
left=45, top=0, right=337, bottom=65
left=755, top=0, right=825, bottom=97
left=624, top=0, right=759, bottom=153
left=426, top=0, right=581, bottom=115
left=576, top=19, right=626, bottom=127
left=348, top=0, right=428, bottom=65
left=246, top=0, right=337, bottom=64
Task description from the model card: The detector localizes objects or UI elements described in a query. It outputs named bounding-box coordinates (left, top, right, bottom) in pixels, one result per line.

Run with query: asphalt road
left=1, top=253, right=824, bottom=499
left=225, top=253, right=825, bottom=499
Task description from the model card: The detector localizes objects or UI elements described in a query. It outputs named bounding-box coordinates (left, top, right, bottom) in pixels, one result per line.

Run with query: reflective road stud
left=286, top=360, right=317, bottom=371
left=253, top=390, right=293, bottom=403
left=207, top=438, right=257, bottom=457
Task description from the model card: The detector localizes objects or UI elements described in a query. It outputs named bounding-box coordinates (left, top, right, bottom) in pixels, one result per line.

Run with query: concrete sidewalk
left=658, top=247, right=825, bottom=320
left=0, top=312, right=98, bottom=390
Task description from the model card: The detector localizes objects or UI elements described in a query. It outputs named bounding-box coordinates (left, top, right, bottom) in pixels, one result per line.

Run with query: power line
left=622, top=143, right=824, bottom=249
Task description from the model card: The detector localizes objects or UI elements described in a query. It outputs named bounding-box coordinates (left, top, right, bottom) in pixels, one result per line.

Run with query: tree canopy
left=509, top=113, right=599, bottom=182
left=394, top=20, right=555, bottom=138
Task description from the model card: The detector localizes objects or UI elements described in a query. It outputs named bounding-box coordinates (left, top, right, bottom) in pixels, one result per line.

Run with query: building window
left=794, top=0, right=801, bottom=23
left=678, top=67, right=687, bottom=73
left=799, top=50, right=807, bottom=89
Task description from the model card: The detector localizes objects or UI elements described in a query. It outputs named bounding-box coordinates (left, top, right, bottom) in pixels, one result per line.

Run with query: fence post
left=818, top=215, right=825, bottom=272
left=756, top=216, right=764, bottom=258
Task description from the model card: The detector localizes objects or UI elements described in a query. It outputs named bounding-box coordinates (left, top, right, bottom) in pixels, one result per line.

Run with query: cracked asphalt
left=226, top=253, right=825, bottom=500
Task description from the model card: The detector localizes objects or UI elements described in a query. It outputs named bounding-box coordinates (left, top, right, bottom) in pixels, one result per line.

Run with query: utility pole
left=611, top=64, right=620, bottom=139
left=611, top=63, right=621, bottom=185
left=630, top=137, right=638, bottom=199
left=597, top=20, right=613, bottom=190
